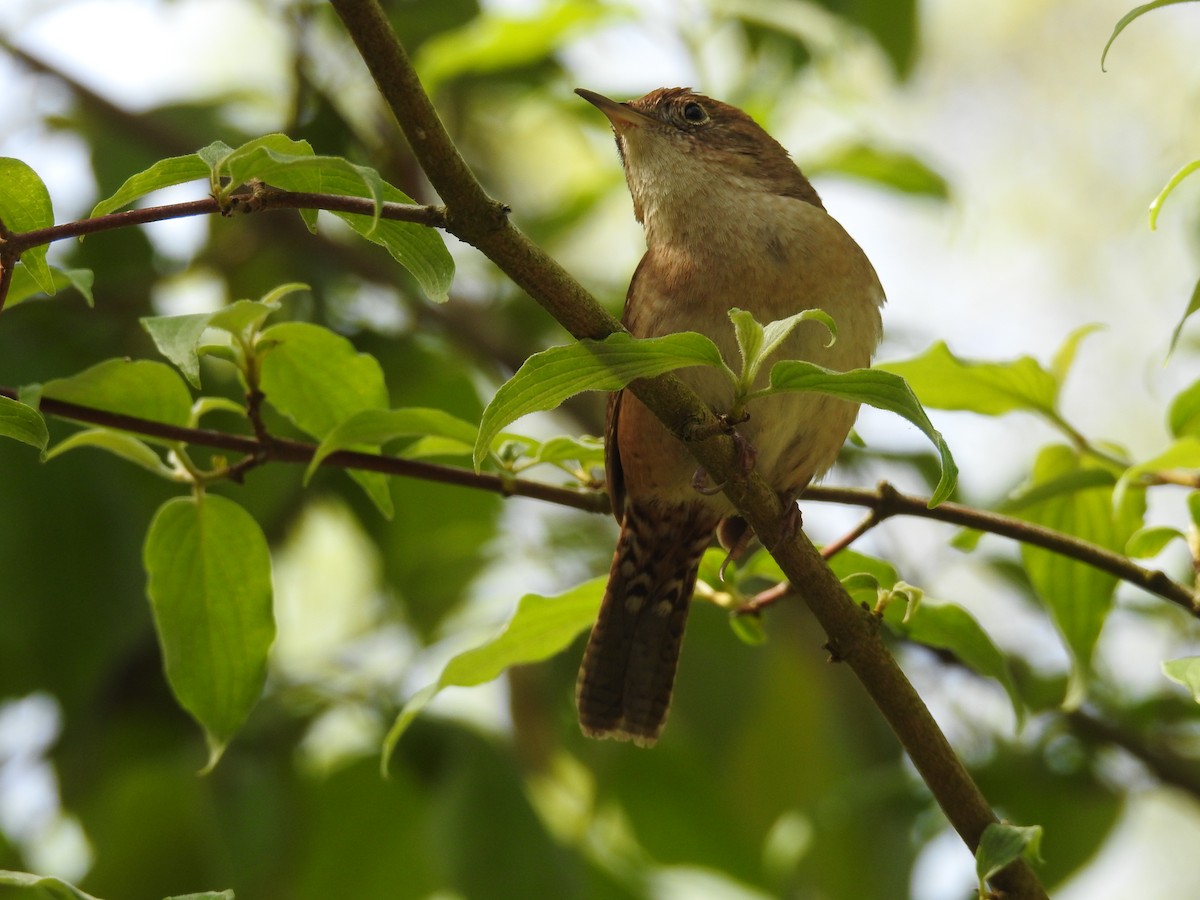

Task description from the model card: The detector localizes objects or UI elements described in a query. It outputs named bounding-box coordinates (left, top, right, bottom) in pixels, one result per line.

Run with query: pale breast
left=619, top=195, right=883, bottom=510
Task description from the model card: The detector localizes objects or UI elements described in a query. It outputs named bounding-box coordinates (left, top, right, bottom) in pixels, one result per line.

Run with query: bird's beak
left=575, top=88, right=652, bottom=132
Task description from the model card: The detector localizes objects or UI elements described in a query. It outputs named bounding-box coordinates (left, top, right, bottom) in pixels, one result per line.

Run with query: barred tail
left=576, top=503, right=715, bottom=746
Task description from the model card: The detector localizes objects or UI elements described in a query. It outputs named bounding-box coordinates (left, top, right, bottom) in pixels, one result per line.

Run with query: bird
left=573, top=87, right=885, bottom=747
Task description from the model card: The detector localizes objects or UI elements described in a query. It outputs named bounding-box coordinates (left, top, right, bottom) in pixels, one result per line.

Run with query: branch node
left=823, top=639, right=844, bottom=663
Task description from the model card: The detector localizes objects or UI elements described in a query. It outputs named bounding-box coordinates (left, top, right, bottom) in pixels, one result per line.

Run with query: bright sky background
left=3, top=0, right=1200, bottom=897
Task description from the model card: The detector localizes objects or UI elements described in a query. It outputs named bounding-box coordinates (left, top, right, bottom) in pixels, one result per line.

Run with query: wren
left=574, top=87, right=884, bottom=746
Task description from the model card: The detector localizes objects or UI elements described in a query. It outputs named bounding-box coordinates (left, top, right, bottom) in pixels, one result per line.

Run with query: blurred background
left=1, top=0, right=1200, bottom=897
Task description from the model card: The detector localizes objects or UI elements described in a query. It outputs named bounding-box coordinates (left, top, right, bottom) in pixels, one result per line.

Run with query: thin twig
left=4, top=190, right=447, bottom=257
left=807, top=483, right=1198, bottom=616
left=0, top=386, right=608, bottom=514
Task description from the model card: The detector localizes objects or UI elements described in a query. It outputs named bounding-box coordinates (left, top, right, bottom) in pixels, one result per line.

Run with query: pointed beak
left=575, top=88, right=652, bottom=132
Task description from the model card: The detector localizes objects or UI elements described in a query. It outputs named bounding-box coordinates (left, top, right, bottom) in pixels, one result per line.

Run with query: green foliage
left=382, top=578, right=605, bottom=768
left=4, top=266, right=94, bottom=309
left=1167, top=276, right=1200, bottom=356
left=475, top=310, right=957, bottom=502
left=1016, top=446, right=1143, bottom=705
left=39, top=359, right=194, bottom=427
left=0, top=158, right=55, bottom=294
left=975, top=823, right=1044, bottom=895
left=143, top=494, right=275, bottom=770
left=258, top=320, right=394, bottom=515
left=1101, top=0, right=1200, bottom=69
left=811, top=143, right=949, bottom=198
left=0, top=871, right=233, bottom=900
left=880, top=338, right=1065, bottom=420
left=766, top=361, right=957, bottom=504
left=0, top=395, right=48, bottom=451
left=91, top=135, right=454, bottom=303
left=414, top=0, right=617, bottom=90
left=830, top=550, right=1021, bottom=720
left=472, top=330, right=724, bottom=468
left=305, top=407, right=478, bottom=482
left=1163, top=656, right=1200, bottom=701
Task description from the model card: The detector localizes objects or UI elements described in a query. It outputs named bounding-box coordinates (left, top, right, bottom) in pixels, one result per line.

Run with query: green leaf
left=530, top=435, right=605, bottom=468
left=878, top=341, right=1059, bottom=418
left=1167, top=276, right=1200, bottom=357
left=975, top=822, right=1044, bottom=890
left=207, top=296, right=285, bottom=343
left=45, top=429, right=179, bottom=479
left=215, top=134, right=321, bottom=192
left=1000, top=467, right=1116, bottom=513
left=810, top=143, right=949, bottom=199
left=1125, top=525, right=1186, bottom=558
left=143, top=494, right=275, bottom=771
left=1114, top=436, right=1200, bottom=507
left=1049, top=324, right=1103, bottom=386
left=258, top=322, right=391, bottom=515
left=1017, top=446, right=1143, bottom=705
left=729, top=309, right=766, bottom=380
left=141, top=313, right=215, bottom=388
left=1168, top=377, right=1200, bottom=437
left=1102, top=0, right=1200, bottom=70
left=39, top=359, right=193, bottom=428
left=305, top=407, right=479, bottom=483
left=258, top=322, right=389, bottom=434
left=90, top=151, right=213, bottom=217
left=0, top=158, right=55, bottom=293
left=1189, top=492, right=1200, bottom=528
left=164, top=893, right=235, bottom=900
left=148, top=285, right=300, bottom=382
left=730, top=307, right=835, bottom=389
left=381, top=578, right=604, bottom=771
left=0, top=395, right=48, bottom=451
left=0, top=870, right=103, bottom=899
left=196, top=139, right=236, bottom=172
left=215, top=136, right=453, bottom=303
left=767, top=362, right=958, bottom=505
left=414, top=1, right=614, bottom=90
left=884, top=598, right=1023, bottom=725
left=473, top=331, right=725, bottom=470
left=5, top=265, right=94, bottom=308
left=1163, top=656, right=1200, bottom=702
left=825, top=548, right=901, bottom=589
left=728, top=614, right=768, bottom=645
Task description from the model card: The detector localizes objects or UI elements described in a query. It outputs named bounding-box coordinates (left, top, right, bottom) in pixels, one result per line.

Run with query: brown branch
left=805, top=483, right=1198, bottom=616
left=3, top=190, right=447, bottom=256
left=10, top=362, right=1186, bottom=623
left=0, top=386, right=607, bottom=515
left=328, top=3, right=1046, bottom=895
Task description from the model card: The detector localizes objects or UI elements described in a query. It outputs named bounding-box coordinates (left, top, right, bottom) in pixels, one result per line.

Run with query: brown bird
left=574, top=87, right=885, bottom=746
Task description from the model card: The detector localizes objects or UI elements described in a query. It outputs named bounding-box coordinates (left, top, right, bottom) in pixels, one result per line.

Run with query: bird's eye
left=682, top=102, right=707, bottom=123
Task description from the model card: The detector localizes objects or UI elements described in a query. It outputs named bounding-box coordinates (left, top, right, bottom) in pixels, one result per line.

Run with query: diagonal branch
left=328, top=2, right=1046, bottom=895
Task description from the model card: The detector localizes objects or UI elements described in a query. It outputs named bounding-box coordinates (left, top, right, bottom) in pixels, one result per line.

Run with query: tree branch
left=328, top=2, right=1046, bottom=895
left=10, top=377, right=1188, bottom=619
left=0, top=386, right=607, bottom=514
left=3, top=189, right=446, bottom=257
left=808, top=483, right=1198, bottom=616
